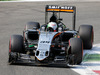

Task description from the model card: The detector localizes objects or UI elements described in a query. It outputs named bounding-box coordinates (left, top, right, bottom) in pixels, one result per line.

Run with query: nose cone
left=35, top=50, right=49, bottom=61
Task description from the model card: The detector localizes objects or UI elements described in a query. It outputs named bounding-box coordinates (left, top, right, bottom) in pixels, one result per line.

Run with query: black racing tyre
left=79, top=25, right=94, bottom=49
left=69, top=38, right=83, bottom=65
left=25, top=22, right=40, bottom=30
left=9, top=35, right=24, bottom=53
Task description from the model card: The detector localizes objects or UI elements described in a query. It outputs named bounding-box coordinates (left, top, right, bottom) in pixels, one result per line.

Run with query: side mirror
left=41, top=27, right=45, bottom=31
left=58, top=27, right=63, bottom=32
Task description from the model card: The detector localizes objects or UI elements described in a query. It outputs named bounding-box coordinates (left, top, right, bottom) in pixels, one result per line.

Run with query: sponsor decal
left=61, top=6, right=73, bottom=10
left=48, top=5, right=60, bottom=9
left=40, top=41, right=50, bottom=43
left=48, top=5, right=73, bottom=10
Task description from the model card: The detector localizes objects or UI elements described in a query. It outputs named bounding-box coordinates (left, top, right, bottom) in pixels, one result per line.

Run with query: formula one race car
left=8, top=5, right=94, bottom=65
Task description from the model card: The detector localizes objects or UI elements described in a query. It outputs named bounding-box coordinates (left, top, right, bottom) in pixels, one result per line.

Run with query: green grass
left=83, top=54, right=100, bottom=62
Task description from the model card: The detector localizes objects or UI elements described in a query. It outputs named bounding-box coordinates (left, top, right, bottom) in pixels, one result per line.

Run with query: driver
left=49, top=13, right=66, bottom=30
left=47, top=22, right=57, bottom=32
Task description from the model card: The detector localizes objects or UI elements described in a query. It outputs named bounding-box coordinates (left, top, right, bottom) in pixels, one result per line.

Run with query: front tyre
left=8, top=35, right=24, bottom=64
left=69, top=38, right=83, bottom=65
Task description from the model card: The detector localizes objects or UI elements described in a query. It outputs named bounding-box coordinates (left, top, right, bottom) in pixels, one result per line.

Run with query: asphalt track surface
left=0, top=1, right=100, bottom=75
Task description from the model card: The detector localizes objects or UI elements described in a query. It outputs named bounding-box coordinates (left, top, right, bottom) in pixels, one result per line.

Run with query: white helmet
left=47, top=22, right=57, bottom=31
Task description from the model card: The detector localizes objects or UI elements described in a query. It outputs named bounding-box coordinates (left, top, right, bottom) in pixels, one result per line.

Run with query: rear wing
left=45, top=5, right=76, bottom=30
left=46, top=5, right=76, bottom=13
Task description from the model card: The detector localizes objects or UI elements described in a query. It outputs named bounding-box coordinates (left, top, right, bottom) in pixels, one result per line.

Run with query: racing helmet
left=47, top=22, right=57, bottom=32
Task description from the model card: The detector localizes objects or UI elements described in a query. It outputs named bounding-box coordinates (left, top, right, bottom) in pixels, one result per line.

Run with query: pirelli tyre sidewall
left=25, top=22, right=40, bottom=30
left=9, top=35, right=24, bottom=53
left=69, top=38, right=83, bottom=65
left=79, top=25, right=94, bottom=49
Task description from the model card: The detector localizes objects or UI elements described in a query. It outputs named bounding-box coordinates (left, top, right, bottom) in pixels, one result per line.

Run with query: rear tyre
left=79, top=25, right=94, bottom=49
left=25, top=22, right=40, bottom=30
left=69, top=38, right=83, bottom=65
